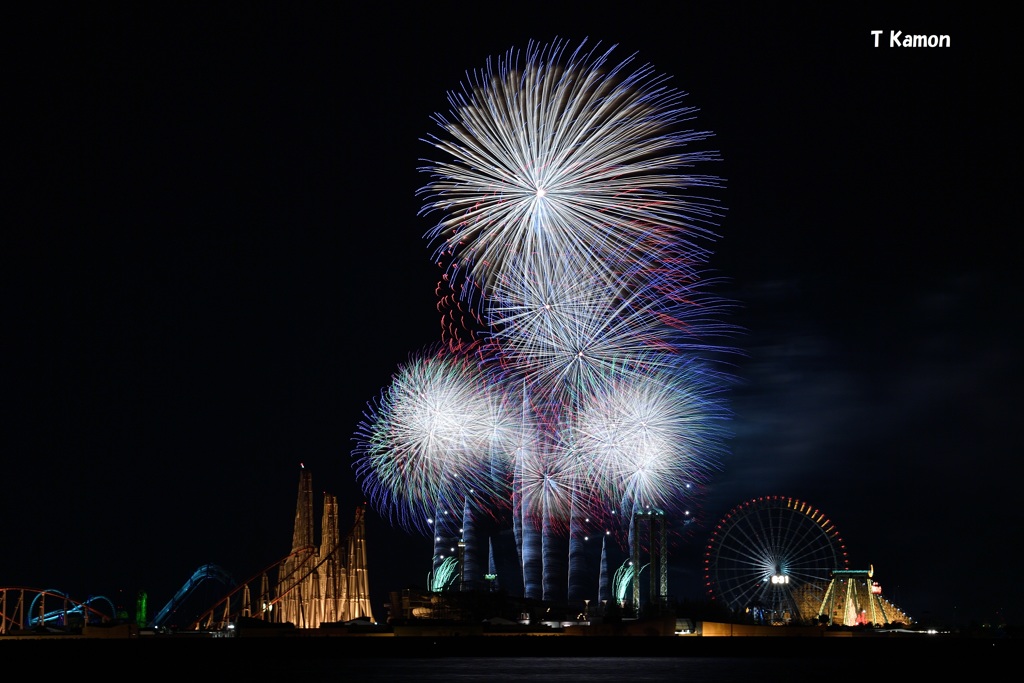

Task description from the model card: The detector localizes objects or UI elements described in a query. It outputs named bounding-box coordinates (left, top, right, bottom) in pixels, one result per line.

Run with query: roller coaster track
left=0, top=587, right=116, bottom=633
left=181, top=506, right=369, bottom=631
left=148, top=563, right=236, bottom=629
left=4, top=500, right=370, bottom=634
left=2, top=547, right=352, bottom=634
left=184, top=542, right=342, bottom=631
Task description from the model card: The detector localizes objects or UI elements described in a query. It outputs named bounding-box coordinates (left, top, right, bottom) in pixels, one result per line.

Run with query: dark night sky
left=3, top=4, right=1018, bottom=627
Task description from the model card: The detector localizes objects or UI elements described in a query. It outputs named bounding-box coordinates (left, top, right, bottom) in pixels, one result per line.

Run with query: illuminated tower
left=318, top=492, right=345, bottom=623
left=631, top=509, right=668, bottom=615
left=277, top=464, right=319, bottom=627
left=276, top=465, right=375, bottom=627
left=345, top=505, right=374, bottom=621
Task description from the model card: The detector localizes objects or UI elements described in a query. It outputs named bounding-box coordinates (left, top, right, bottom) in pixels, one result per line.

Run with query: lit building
left=275, top=465, right=374, bottom=627
left=820, top=566, right=911, bottom=626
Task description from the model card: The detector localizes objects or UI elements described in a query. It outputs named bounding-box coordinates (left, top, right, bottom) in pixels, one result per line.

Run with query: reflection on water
left=292, top=657, right=824, bottom=682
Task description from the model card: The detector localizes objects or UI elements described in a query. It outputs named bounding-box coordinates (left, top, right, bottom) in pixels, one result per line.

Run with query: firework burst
left=353, top=37, right=734, bottom=606
left=572, top=359, right=730, bottom=521
left=484, top=253, right=715, bottom=404
left=352, top=347, right=521, bottom=534
left=418, top=38, right=724, bottom=303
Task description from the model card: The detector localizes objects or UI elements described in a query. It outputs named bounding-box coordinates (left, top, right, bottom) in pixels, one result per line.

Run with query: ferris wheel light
left=705, top=496, right=846, bottom=620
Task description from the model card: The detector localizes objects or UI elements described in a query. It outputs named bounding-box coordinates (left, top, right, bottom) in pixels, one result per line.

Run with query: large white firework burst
left=353, top=37, right=735, bottom=605
left=352, top=348, right=523, bottom=534
left=571, top=359, right=730, bottom=519
left=418, top=37, right=724, bottom=303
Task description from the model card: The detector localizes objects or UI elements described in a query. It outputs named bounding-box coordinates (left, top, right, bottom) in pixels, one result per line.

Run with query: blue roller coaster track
left=148, top=563, right=235, bottom=629
left=27, top=589, right=116, bottom=628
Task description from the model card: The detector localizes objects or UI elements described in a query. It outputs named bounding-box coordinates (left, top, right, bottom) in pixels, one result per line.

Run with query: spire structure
left=277, top=466, right=318, bottom=627
left=276, top=466, right=375, bottom=627
left=345, top=505, right=374, bottom=621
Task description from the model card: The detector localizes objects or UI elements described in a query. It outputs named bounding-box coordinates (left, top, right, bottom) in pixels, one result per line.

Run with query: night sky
left=3, top=4, right=1018, bottom=628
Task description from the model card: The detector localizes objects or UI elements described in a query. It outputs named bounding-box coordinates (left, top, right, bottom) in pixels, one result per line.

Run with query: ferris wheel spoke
left=704, top=496, right=848, bottom=620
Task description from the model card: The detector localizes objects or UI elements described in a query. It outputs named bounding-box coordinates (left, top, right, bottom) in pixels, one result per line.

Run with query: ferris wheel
left=703, top=495, right=848, bottom=624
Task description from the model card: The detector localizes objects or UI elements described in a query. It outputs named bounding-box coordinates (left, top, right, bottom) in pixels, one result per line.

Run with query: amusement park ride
left=1, top=491, right=911, bottom=634
left=703, top=495, right=912, bottom=626
left=1, top=466, right=374, bottom=634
